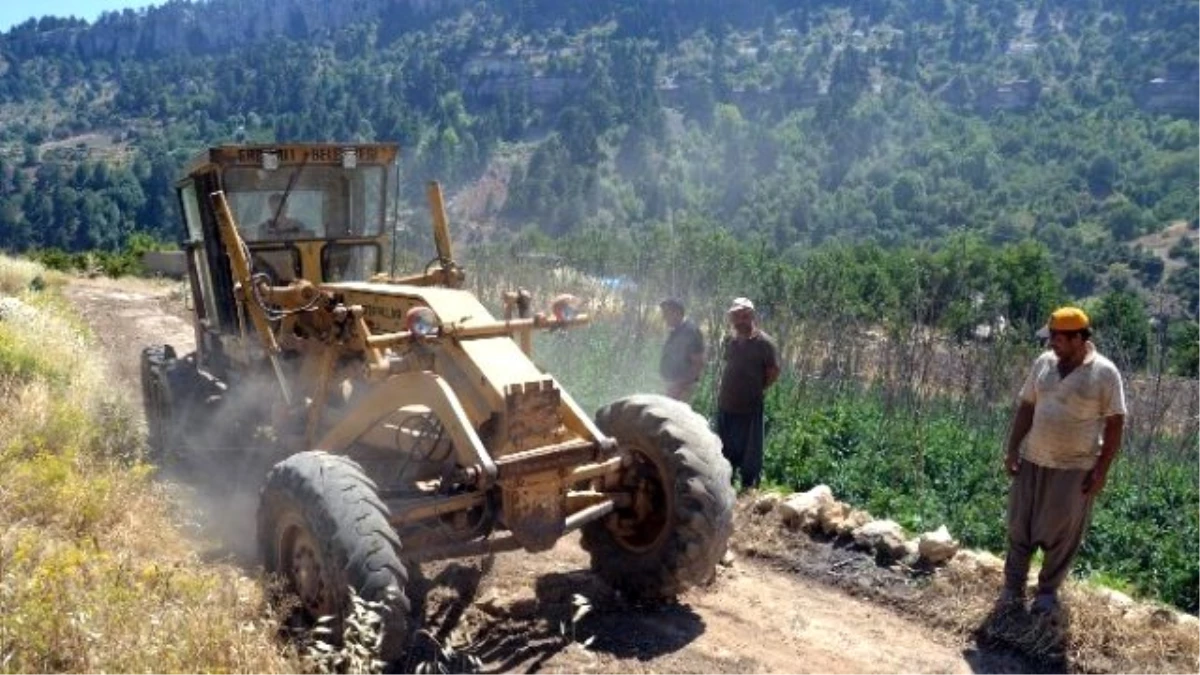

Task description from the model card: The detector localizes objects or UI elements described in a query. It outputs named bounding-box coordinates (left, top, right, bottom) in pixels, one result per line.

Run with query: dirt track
left=65, top=276, right=1020, bottom=674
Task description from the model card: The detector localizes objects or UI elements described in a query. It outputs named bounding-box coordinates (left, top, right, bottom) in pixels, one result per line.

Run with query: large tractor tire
left=140, top=344, right=178, bottom=462
left=258, top=451, right=411, bottom=664
left=581, top=394, right=736, bottom=601
left=141, top=345, right=215, bottom=466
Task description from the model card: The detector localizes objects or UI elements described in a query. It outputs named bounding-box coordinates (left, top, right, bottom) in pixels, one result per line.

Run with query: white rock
left=975, top=551, right=1004, bottom=576
left=852, top=519, right=907, bottom=559
left=778, top=495, right=820, bottom=530
left=805, top=484, right=834, bottom=503
left=918, top=525, right=960, bottom=565
left=1094, top=587, right=1135, bottom=610
left=837, top=509, right=873, bottom=537
left=753, top=493, right=781, bottom=514
left=904, top=538, right=920, bottom=559
left=818, top=500, right=851, bottom=535
left=777, top=485, right=834, bottom=532
left=948, top=549, right=1004, bottom=580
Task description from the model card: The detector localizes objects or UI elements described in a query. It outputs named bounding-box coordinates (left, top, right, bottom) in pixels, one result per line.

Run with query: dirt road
left=64, top=276, right=1006, bottom=674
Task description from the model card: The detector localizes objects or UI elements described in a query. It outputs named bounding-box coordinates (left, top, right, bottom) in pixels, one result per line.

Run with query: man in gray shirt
left=717, top=297, right=780, bottom=489
left=659, top=298, right=705, bottom=403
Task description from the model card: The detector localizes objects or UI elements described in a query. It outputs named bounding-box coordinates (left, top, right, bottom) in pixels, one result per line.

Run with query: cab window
left=222, top=165, right=386, bottom=241
left=323, top=243, right=380, bottom=282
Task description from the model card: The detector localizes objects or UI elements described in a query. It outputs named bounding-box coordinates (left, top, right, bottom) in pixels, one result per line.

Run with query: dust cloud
left=159, top=371, right=295, bottom=567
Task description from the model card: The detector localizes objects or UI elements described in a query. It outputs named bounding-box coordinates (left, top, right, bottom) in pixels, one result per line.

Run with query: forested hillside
left=0, top=0, right=1195, bottom=332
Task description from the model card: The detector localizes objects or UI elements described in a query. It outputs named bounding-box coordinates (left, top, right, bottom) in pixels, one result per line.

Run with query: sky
left=1, top=0, right=161, bottom=32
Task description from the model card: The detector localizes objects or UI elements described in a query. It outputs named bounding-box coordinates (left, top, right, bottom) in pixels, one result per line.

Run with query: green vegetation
left=29, top=232, right=168, bottom=278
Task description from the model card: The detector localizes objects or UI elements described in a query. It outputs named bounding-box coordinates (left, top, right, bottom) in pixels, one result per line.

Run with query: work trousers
left=717, top=404, right=764, bottom=489
left=1004, top=460, right=1096, bottom=596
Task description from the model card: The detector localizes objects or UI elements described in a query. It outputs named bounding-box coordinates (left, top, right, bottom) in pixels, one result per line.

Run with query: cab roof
left=180, top=142, right=400, bottom=182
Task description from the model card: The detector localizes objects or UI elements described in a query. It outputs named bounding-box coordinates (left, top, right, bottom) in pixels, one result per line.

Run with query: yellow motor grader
left=141, top=142, right=735, bottom=662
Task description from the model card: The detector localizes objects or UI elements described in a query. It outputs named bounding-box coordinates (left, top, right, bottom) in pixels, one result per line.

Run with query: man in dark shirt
left=717, top=297, right=780, bottom=489
left=659, top=298, right=705, bottom=403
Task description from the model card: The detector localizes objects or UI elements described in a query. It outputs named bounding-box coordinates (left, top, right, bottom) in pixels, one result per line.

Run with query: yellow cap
left=1048, top=307, right=1090, bottom=332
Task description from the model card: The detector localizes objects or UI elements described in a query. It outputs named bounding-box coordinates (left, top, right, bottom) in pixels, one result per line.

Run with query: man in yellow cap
left=1000, top=306, right=1127, bottom=615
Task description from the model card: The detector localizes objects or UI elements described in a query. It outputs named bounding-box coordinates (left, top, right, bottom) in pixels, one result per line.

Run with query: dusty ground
left=64, top=276, right=1057, bottom=674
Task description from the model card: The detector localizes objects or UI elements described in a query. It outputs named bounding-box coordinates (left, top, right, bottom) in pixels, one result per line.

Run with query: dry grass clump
left=0, top=255, right=301, bottom=672
left=925, top=560, right=1200, bottom=674
left=0, top=255, right=67, bottom=297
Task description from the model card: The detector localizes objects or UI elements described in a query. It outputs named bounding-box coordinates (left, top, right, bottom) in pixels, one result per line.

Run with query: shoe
left=1030, top=592, right=1060, bottom=615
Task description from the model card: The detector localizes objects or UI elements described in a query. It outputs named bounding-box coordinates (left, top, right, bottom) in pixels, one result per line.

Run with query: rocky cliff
left=3, top=0, right=463, bottom=60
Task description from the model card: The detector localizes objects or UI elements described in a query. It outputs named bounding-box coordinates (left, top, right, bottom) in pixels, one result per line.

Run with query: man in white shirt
left=1000, top=307, right=1127, bottom=615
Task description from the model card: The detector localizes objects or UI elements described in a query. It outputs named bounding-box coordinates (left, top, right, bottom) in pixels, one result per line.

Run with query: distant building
left=1136, top=70, right=1199, bottom=116
left=937, top=75, right=1041, bottom=112
left=977, top=79, right=1041, bottom=112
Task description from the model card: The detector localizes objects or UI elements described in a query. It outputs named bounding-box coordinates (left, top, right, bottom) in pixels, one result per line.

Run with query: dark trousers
left=717, top=405, right=764, bottom=488
left=1004, top=460, right=1096, bottom=596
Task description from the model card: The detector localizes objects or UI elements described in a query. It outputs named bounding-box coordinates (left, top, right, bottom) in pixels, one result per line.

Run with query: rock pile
left=753, top=485, right=1200, bottom=626
left=762, top=484, right=960, bottom=567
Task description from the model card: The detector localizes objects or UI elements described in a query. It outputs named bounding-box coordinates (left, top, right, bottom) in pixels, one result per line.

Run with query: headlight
left=551, top=294, right=581, bottom=322
left=405, top=306, right=440, bottom=336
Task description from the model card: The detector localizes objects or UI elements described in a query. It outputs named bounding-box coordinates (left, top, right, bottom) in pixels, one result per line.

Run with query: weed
left=560, top=593, right=596, bottom=649
left=301, top=587, right=388, bottom=675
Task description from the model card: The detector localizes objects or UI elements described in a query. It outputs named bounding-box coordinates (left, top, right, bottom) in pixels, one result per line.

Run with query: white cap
left=728, top=297, right=755, bottom=313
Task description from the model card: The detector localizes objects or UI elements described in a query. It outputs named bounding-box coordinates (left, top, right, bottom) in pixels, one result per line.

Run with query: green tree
left=995, top=240, right=1064, bottom=328
left=1166, top=321, right=1199, bottom=377
left=1091, top=289, right=1151, bottom=371
left=1087, top=154, right=1118, bottom=195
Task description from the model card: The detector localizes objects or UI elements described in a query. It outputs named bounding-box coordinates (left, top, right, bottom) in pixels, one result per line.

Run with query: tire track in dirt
left=65, top=276, right=982, bottom=674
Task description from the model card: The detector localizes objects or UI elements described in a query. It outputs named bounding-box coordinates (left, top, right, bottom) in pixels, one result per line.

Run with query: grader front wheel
left=258, top=451, right=412, bottom=663
left=581, top=395, right=736, bottom=600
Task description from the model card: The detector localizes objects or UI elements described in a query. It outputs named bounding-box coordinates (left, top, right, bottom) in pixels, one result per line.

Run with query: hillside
left=0, top=0, right=1196, bottom=332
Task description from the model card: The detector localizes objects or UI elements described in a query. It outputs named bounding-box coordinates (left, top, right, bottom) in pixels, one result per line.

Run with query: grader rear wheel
left=581, top=395, right=736, bottom=600
left=140, top=344, right=177, bottom=462
left=258, top=451, right=412, bottom=664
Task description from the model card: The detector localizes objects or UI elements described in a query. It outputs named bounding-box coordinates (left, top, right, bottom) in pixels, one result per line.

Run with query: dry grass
left=0, top=255, right=65, bottom=297
left=0, top=254, right=301, bottom=673
left=927, top=562, right=1200, bottom=674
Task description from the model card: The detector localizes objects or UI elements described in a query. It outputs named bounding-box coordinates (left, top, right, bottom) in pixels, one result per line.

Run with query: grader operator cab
left=142, top=142, right=735, bottom=663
